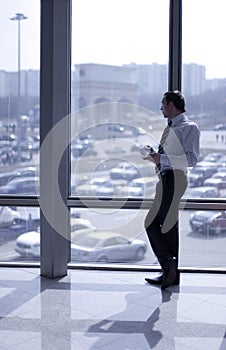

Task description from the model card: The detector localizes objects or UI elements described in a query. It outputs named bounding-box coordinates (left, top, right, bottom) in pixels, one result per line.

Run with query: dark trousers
left=144, top=170, right=187, bottom=269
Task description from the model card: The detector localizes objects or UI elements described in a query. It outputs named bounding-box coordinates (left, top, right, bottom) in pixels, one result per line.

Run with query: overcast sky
left=0, top=0, right=226, bottom=79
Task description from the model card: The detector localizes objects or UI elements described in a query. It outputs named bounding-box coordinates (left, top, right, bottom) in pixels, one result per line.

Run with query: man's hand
left=143, top=152, right=160, bottom=165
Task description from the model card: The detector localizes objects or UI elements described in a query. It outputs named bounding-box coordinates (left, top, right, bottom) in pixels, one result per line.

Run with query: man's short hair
left=163, top=90, right=186, bottom=113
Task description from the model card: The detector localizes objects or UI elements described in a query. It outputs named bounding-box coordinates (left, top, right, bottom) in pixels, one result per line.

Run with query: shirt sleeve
left=181, top=123, right=200, bottom=166
left=160, top=123, right=200, bottom=168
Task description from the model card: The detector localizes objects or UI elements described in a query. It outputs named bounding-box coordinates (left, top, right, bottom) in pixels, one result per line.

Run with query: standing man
left=143, top=91, right=200, bottom=289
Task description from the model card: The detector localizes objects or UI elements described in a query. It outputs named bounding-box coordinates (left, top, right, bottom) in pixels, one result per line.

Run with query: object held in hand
left=139, top=145, right=155, bottom=157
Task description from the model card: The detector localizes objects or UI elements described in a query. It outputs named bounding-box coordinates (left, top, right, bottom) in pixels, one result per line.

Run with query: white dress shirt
left=159, top=113, right=200, bottom=173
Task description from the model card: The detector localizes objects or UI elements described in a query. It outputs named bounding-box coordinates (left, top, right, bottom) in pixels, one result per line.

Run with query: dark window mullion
left=168, top=0, right=182, bottom=91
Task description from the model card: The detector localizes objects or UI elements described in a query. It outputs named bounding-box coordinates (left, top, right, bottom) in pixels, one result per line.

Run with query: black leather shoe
left=161, top=257, right=177, bottom=290
left=145, top=272, right=180, bottom=286
left=145, top=274, right=163, bottom=285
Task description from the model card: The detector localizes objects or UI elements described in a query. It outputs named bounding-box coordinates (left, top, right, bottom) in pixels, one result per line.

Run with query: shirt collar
left=168, top=113, right=186, bottom=127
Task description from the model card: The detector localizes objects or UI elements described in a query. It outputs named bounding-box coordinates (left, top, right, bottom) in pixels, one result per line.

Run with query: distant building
left=125, top=63, right=168, bottom=96
left=0, top=70, right=9, bottom=97
left=0, top=69, right=39, bottom=98
left=182, top=63, right=206, bottom=96
left=206, top=78, right=226, bottom=91
left=71, top=63, right=137, bottom=113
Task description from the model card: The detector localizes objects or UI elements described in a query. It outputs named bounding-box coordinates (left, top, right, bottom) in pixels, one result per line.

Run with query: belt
left=159, top=169, right=186, bottom=177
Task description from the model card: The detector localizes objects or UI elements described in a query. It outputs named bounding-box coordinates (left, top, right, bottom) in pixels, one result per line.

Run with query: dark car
left=71, top=143, right=97, bottom=157
left=0, top=146, right=17, bottom=164
left=204, top=172, right=226, bottom=190
left=0, top=167, right=37, bottom=187
left=0, top=172, right=17, bottom=186
left=189, top=210, right=226, bottom=235
left=213, top=124, right=226, bottom=131
left=217, top=156, right=226, bottom=167
left=188, top=166, right=217, bottom=187
left=0, top=177, right=39, bottom=195
left=12, top=141, right=33, bottom=161
left=186, top=186, right=220, bottom=198
left=71, top=136, right=97, bottom=158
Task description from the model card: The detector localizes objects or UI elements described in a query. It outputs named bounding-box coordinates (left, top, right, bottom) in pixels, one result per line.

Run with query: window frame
left=1, top=0, right=226, bottom=276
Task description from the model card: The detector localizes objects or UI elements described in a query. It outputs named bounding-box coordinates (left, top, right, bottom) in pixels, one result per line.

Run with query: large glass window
left=2, top=0, right=225, bottom=271
left=2, top=205, right=226, bottom=269
left=0, top=1, right=40, bottom=196
left=71, top=0, right=169, bottom=198
left=0, top=206, right=40, bottom=262
left=182, top=0, right=226, bottom=199
left=0, top=1, right=40, bottom=264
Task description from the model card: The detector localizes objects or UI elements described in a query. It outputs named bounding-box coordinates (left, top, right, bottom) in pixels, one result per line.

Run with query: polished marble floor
left=0, top=267, right=225, bottom=350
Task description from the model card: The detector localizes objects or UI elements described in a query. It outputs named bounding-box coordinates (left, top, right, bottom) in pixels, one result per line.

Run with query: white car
left=71, top=231, right=147, bottom=262
left=116, top=177, right=155, bottom=198
left=0, top=206, right=20, bottom=228
left=15, top=218, right=95, bottom=257
left=15, top=228, right=41, bottom=257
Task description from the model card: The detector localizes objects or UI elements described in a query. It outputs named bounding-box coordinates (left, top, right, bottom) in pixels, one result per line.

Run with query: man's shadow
left=85, top=286, right=179, bottom=349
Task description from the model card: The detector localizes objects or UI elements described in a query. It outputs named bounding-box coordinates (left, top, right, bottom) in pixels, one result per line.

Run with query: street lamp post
left=10, top=13, right=28, bottom=163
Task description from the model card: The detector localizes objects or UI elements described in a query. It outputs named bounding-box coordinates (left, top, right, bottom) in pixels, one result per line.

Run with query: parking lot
left=0, top=127, right=226, bottom=268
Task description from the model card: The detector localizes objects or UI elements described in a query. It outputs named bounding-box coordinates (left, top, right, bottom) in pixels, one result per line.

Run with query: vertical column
left=40, top=0, right=71, bottom=277
left=168, top=0, right=182, bottom=91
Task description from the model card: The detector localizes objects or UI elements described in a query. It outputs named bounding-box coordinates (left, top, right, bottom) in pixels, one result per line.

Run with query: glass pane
left=70, top=208, right=155, bottom=264
left=71, top=0, right=169, bottom=198
left=0, top=1, right=40, bottom=195
left=180, top=209, right=226, bottom=268
left=69, top=208, right=226, bottom=268
left=0, top=206, right=40, bottom=262
left=182, top=0, right=226, bottom=199
left=1, top=205, right=226, bottom=268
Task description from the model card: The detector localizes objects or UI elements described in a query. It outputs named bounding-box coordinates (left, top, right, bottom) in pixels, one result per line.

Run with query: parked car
left=0, top=145, right=17, bottom=164
left=0, top=206, right=20, bottom=228
left=196, top=160, right=219, bottom=168
left=0, top=167, right=37, bottom=187
left=188, top=166, right=218, bottom=187
left=15, top=218, right=95, bottom=257
left=213, top=124, right=226, bottom=131
left=94, top=185, right=115, bottom=197
left=76, top=177, right=126, bottom=197
left=0, top=172, right=17, bottom=186
left=217, top=167, right=226, bottom=173
left=117, top=177, right=155, bottom=198
left=71, top=135, right=97, bottom=158
left=185, top=186, right=220, bottom=198
left=110, top=162, right=140, bottom=180
left=0, top=177, right=39, bottom=195
left=105, top=146, right=126, bottom=155
left=217, top=156, right=226, bottom=167
left=6, top=140, right=33, bottom=162
left=204, top=172, right=226, bottom=190
left=71, top=143, right=97, bottom=158
left=70, top=231, right=147, bottom=262
left=202, top=152, right=224, bottom=163
left=189, top=210, right=226, bottom=235
left=0, top=133, right=17, bottom=142
left=10, top=207, right=40, bottom=232
left=15, top=228, right=41, bottom=257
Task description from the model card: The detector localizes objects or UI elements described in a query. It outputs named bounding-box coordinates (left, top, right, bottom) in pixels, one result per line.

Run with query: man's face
left=160, top=97, right=170, bottom=118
